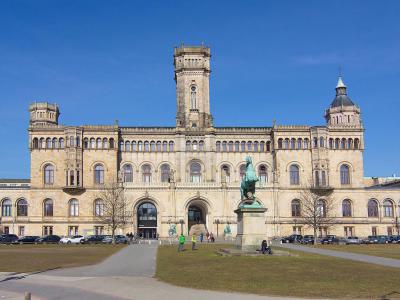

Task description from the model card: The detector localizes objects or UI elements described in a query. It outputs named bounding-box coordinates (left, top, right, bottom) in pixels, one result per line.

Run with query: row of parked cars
left=0, top=234, right=129, bottom=245
left=281, top=234, right=400, bottom=245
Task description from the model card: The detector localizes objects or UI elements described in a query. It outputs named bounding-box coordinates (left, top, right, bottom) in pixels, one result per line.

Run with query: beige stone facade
left=1, top=45, right=399, bottom=239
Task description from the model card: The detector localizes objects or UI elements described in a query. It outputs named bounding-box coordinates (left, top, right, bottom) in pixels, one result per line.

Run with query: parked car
left=301, top=235, right=315, bottom=244
left=377, top=235, right=390, bottom=244
left=389, top=235, right=400, bottom=244
left=14, top=236, right=40, bottom=244
left=345, top=236, right=361, bottom=245
left=0, top=234, right=19, bottom=244
left=320, top=235, right=340, bottom=245
left=362, top=235, right=379, bottom=244
left=281, top=234, right=302, bottom=243
left=35, top=235, right=61, bottom=244
left=80, top=235, right=105, bottom=244
left=102, top=235, right=129, bottom=244
left=59, top=235, right=84, bottom=244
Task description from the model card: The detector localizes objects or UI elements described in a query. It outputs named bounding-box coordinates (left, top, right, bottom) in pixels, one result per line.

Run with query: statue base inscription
left=234, top=206, right=267, bottom=251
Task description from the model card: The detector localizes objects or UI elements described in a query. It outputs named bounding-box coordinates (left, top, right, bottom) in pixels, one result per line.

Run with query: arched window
left=258, top=165, right=268, bottom=184
left=43, top=199, right=53, bottom=217
left=69, top=199, right=79, bottom=217
left=132, top=141, right=137, bottom=151
left=190, top=85, right=197, bottom=109
left=297, top=138, right=303, bottom=150
left=329, top=138, right=333, bottom=149
left=260, top=142, right=265, bottom=152
left=90, top=138, right=95, bottom=149
left=354, top=138, right=360, bottom=149
left=216, top=142, right=221, bottom=152
left=342, top=199, right=352, bottom=217
left=2, top=199, right=12, bottom=216
left=199, top=140, right=204, bottom=151
left=94, top=164, right=104, bottom=184
left=94, top=199, right=104, bottom=216
left=320, top=137, right=325, bottom=148
left=317, top=200, right=326, bottom=217
left=228, top=141, right=234, bottom=152
left=76, top=136, right=80, bottom=147
left=341, top=138, right=346, bottom=149
left=368, top=199, right=379, bottom=217
left=46, top=138, right=52, bottom=149
left=40, top=138, right=45, bottom=149
left=190, top=162, right=201, bottom=183
left=69, top=136, right=74, bottom=147
left=119, top=140, right=124, bottom=151
left=348, top=138, right=353, bottom=150
left=291, top=199, right=301, bottom=217
left=122, top=164, right=133, bottom=182
left=289, top=164, right=300, bottom=185
left=138, top=141, right=143, bottom=151
left=222, top=141, right=227, bottom=152
left=150, top=141, right=156, bottom=152
left=96, top=138, right=102, bottom=149
left=239, top=164, right=246, bottom=180
left=290, top=138, right=296, bottom=149
left=247, top=141, right=253, bottom=151
left=125, top=141, right=131, bottom=151
left=253, top=141, right=259, bottom=152
left=235, top=141, right=240, bottom=152
left=142, top=164, right=152, bottom=183
left=59, top=138, right=65, bottom=148
left=241, top=141, right=246, bottom=152
left=33, top=138, right=39, bottom=149
left=335, top=138, right=340, bottom=149
left=160, top=164, right=170, bottom=183
left=109, top=138, right=115, bottom=149
left=313, top=137, right=318, bottom=148
left=163, top=141, right=168, bottom=152
left=156, top=141, right=162, bottom=152
left=221, top=165, right=230, bottom=182
left=102, top=138, right=107, bottom=149
left=144, top=141, right=150, bottom=152
left=186, top=141, right=191, bottom=151
left=284, top=139, right=289, bottom=149
left=83, top=138, right=89, bottom=149
left=340, top=164, right=350, bottom=185
left=304, top=138, right=309, bottom=149
left=44, top=164, right=55, bottom=185
left=17, top=199, right=28, bottom=216
left=192, top=141, right=198, bottom=151
left=266, top=141, right=271, bottom=152
left=137, top=202, right=157, bottom=227
left=383, top=199, right=394, bottom=217
left=169, top=141, right=174, bottom=152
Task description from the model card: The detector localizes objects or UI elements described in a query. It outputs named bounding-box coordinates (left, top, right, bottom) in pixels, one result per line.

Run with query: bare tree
left=298, top=188, right=336, bottom=245
left=96, top=182, right=129, bottom=244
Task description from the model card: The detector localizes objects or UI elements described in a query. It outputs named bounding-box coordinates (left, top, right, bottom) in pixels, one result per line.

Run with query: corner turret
left=29, top=102, right=60, bottom=126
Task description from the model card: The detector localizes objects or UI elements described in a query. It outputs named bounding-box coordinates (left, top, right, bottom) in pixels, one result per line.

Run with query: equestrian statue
left=239, top=156, right=262, bottom=207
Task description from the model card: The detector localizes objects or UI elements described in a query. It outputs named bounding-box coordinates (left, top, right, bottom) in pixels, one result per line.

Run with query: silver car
left=345, top=236, right=361, bottom=244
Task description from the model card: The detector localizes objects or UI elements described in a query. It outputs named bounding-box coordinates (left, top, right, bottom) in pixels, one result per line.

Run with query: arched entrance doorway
left=187, top=199, right=209, bottom=235
left=137, top=202, right=157, bottom=239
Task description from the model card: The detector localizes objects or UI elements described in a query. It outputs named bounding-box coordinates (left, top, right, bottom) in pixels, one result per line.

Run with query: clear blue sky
left=0, top=1, right=399, bottom=178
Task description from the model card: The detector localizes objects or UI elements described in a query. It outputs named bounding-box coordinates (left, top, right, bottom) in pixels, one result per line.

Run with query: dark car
left=320, top=235, right=340, bottom=245
left=389, top=235, right=400, bottom=244
left=377, top=235, right=390, bottom=244
left=0, top=234, right=19, bottom=244
left=301, top=235, right=315, bottom=244
left=102, top=235, right=128, bottom=244
left=14, top=236, right=40, bottom=244
left=36, top=235, right=61, bottom=244
left=281, top=234, right=302, bottom=243
left=362, top=235, right=379, bottom=244
left=81, top=235, right=105, bottom=244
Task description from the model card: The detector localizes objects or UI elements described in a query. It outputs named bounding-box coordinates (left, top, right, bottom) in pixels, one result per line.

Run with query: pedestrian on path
left=178, top=234, right=185, bottom=252
left=206, top=232, right=210, bottom=243
left=199, top=232, right=204, bottom=243
left=210, top=232, right=215, bottom=243
left=191, top=234, right=197, bottom=250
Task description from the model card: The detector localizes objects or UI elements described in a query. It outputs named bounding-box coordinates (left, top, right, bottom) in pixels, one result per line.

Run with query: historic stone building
left=1, top=45, right=399, bottom=239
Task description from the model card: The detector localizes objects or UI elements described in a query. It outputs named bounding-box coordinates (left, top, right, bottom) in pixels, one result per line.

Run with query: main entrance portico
left=137, top=202, right=157, bottom=239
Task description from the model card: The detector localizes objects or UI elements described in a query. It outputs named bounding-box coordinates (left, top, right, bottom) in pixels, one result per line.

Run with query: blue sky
left=0, top=1, right=399, bottom=178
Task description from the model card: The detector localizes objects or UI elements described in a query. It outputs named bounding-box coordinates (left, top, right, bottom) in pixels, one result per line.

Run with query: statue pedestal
left=234, top=206, right=267, bottom=251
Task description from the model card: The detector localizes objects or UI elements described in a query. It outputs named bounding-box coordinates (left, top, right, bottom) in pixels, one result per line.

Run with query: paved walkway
left=0, top=243, right=313, bottom=300
left=274, top=242, right=400, bottom=268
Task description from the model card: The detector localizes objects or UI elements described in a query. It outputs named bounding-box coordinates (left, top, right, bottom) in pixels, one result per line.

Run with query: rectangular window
left=292, top=226, right=302, bottom=234
left=372, top=226, right=377, bottom=236
left=4, top=226, right=9, bottom=234
left=387, top=226, right=393, bottom=236
left=43, top=226, right=53, bottom=236
left=344, top=226, right=354, bottom=237
left=68, top=226, right=78, bottom=236
left=18, top=226, right=25, bottom=236
left=318, top=227, right=328, bottom=238
left=94, top=226, right=104, bottom=235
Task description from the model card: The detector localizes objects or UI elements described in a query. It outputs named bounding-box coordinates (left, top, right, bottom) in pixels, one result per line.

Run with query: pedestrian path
left=274, top=242, right=400, bottom=268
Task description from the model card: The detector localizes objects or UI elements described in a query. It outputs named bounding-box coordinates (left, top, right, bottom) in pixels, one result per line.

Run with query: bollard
left=148, top=240, right=151, bottom=245
left=24, top=292, right=31, bottom=300
left=159, top=240, right=162, bottom=245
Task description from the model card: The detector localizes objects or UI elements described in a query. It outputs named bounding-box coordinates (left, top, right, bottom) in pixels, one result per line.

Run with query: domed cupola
left=325, top=76, right=362, bottom=127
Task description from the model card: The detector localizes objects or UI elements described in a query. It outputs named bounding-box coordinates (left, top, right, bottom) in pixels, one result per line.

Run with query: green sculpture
left=240, top=156, right=262, bottom=208
left=168, top=224, right=177, bottom=237
left=224, top=224, right=232, bottom=235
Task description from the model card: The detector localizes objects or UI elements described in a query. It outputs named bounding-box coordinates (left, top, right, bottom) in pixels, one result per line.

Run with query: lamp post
left=179, top=219, right=184, bottom=235
left=293, top=218, right=298, bottom=234
left=215, top=219, right=220, bottom=237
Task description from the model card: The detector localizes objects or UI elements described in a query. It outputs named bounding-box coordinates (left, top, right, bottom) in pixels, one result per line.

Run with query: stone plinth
left=234, top=206, right=267, bottom=251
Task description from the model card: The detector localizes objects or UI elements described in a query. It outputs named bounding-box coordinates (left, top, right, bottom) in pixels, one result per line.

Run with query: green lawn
left=0, top=244, right=125, bottom=273
left=156, top=243, right=400, bottom=298
left=312, top=244, right=400, bottom=260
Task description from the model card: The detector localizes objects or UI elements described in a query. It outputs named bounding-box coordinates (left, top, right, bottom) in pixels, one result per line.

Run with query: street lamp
left=215, top=219, right=220, bottom=237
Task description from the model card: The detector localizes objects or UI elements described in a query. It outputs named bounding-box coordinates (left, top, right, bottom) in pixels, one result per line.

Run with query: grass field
left=312, top=244, right=400, bottom=260
left=0, top=244, right=125, bottom=273
left=156, top=243, right=400, bottom=298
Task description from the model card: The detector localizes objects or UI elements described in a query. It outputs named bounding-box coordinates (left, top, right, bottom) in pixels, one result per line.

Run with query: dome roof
left=330, top=94, right=355, bottom=108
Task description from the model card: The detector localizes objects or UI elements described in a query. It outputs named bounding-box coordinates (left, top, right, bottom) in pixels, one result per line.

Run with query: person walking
left=210, top=232, right=215, bottom=243
left=191, top=233, right=197, bottom=250
left=199, top=232, right=204, bottom=243
left=206, top=231, right=210, bottom=243
left=178, top=233, right=185, bottom=252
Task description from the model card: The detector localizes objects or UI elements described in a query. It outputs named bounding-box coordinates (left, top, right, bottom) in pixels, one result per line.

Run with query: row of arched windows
left=290, top=198, right=398, bottom=218
left=278, top=137, right=360, bottom=150
left=278, top=138, right=310, bottom=150
left=32, top=137, right=116, bottom=150
left=216, top=141, right=271, bottom=152
left=185, top=140, right=204, bottom=151
left=83, top=138, right=115, bottom=149
left=328, top=138, right=360, bottom=150
left=119, top=140, right=175, bottom=152
left=289, top=163, right=351, bottom=186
